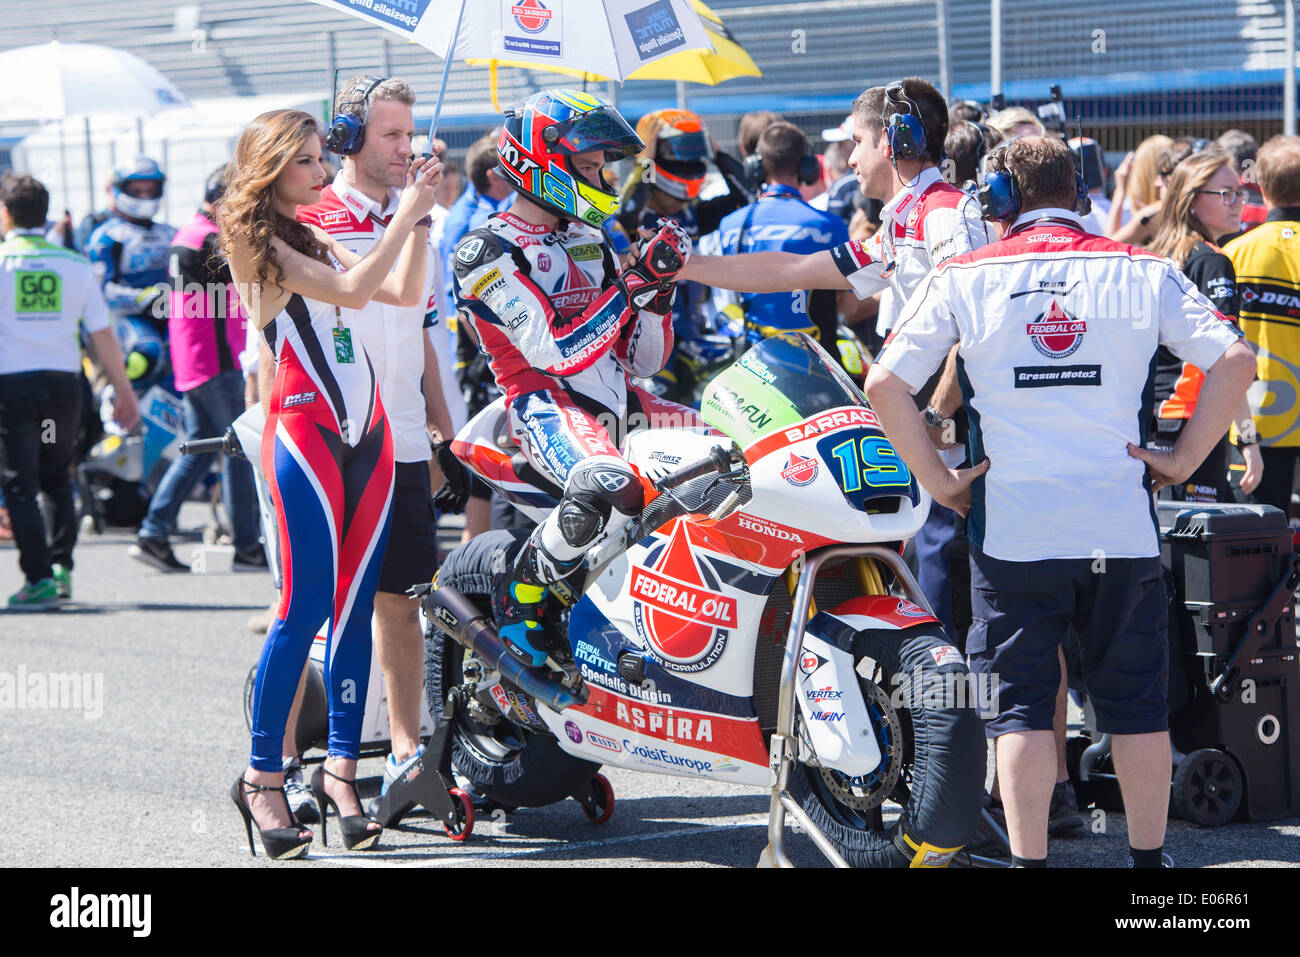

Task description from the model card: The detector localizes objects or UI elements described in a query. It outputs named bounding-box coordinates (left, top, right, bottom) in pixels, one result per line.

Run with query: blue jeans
left=140, top=370, right=259, bottom=549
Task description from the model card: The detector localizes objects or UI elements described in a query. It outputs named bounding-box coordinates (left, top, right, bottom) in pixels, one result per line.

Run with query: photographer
left=864, top=136, right=1255, bottom=867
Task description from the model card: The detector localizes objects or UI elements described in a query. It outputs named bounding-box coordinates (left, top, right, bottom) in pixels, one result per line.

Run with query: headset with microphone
left=742, top=130, right=821, bottom=189
left=325, top=75, right=387, bottom=156
left=976, top=137, right=1091, bottom=223
left=884, top=82, right=928, bottom=162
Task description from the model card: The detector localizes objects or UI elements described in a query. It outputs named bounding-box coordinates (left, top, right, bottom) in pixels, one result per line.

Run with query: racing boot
left=492, top=533, right=582, bottom=669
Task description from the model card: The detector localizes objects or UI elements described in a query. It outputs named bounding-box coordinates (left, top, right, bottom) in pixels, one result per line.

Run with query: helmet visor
left=121, top=178, right=164, bottom=199
left=553, top=106, right=643, bottom=161
left=657, top=129, right=713, bottom=163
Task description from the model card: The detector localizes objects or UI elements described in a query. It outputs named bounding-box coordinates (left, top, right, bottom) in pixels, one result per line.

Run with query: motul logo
left=629, top=567, right=737, bottom=628
left=616, top=700, right=714, bottom=742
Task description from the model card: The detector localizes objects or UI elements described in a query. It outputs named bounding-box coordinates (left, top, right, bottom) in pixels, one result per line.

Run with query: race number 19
left=16, top=270, right=61, bottom=314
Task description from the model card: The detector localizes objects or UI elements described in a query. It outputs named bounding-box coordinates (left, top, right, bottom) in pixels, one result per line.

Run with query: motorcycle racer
left=452, top=90, right=702, bottom=673
left=84, top=157, right=176, bottom=388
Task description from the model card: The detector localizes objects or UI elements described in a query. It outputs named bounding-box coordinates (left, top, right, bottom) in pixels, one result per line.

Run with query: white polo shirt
left=298, top=172, right=438, bottom=464
left=879, top=209, right=1242, bottom=562
left=0, top=230, right=110, bottom=376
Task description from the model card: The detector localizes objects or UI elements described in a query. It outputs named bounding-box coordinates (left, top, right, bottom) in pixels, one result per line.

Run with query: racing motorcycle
left=422, top=332, right=986, bottom=867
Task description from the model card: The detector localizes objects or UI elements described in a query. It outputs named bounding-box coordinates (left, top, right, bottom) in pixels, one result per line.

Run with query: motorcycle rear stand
left=758, top=543, right=1011, bottom=869
left=369, top=688, right=474, bottom=832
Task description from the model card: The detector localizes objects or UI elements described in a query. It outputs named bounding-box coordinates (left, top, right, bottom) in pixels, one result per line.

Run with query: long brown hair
left=219, top=109, right=331, bottom=287
left=1149, top=145, right=1233, bottom=267
left=1128, top=134, right=1173, bottom=209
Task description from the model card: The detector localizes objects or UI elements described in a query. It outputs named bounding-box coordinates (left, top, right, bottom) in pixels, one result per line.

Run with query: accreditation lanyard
left=331, top=304, right=355, bottom=364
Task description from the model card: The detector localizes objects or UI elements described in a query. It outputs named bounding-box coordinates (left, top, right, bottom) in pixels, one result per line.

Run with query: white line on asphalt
left=316, top=814, right=771, bottom=867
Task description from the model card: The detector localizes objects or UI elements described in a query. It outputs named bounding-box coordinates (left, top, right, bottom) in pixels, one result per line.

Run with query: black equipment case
left=1158, top=502, right=1300, bottom=821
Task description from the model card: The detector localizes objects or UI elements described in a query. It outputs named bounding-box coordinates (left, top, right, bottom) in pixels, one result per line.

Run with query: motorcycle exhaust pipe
left=424, top=583, right=588, bottom=712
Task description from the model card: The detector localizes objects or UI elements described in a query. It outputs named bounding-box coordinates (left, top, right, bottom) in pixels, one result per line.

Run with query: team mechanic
left=706, top=120, right=848, bottom=345
left=864, top=136, right=1256, bottom=867
left=681, top=76, right=989, bottom=640
left=452, top=89, right=703, bottom=676
left=298, top=74, right=466, bottom=798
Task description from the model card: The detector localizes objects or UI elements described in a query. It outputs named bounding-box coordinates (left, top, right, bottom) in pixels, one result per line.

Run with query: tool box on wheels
left=1072, top=503, right=1300, bottom=826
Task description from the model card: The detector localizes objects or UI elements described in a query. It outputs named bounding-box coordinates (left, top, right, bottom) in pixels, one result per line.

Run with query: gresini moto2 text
left=423, top=333, right=987, bottom=867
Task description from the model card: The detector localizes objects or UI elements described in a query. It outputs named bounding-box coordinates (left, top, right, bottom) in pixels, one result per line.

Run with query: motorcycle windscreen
left=698, top=332, right=867, bottom=447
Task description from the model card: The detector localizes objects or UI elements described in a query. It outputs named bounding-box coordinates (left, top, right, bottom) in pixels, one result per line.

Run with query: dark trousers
left=0, top=371, right=83, bottom=583
left=1249, top=446, right=1300, bottom=516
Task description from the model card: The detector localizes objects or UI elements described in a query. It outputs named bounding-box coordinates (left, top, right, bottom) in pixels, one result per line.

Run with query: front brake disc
left=817, top=677, right=903, bottom=812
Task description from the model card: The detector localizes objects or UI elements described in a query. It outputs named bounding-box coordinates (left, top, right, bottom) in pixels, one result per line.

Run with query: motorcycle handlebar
left=178, top=426, right=245, bottom=460
left=653, top=445, right=734, bottom=491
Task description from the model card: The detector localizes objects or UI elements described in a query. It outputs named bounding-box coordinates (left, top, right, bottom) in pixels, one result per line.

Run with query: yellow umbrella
left=470, top=1, right=761, bottom=110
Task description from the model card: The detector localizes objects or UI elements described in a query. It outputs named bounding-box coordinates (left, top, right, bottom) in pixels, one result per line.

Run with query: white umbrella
left=0, top=42, right=189, bottom=215
left=0, top=41, right=188, bottom=121
left=302, top=0, right=714, bottom=139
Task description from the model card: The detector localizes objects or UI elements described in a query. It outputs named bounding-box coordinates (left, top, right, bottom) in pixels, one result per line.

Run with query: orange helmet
left=636, top=109, right=714, bottom=201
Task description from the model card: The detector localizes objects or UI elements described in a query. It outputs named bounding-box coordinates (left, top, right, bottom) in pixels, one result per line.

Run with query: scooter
left=422, top=332, right=989, bottom=867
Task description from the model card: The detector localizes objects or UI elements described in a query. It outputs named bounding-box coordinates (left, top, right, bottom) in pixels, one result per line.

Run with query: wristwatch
left=923, top=406, right=946, bottom=429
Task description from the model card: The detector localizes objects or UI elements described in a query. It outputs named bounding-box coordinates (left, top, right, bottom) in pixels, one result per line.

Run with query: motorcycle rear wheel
left=424, top=530, right=600, bottom=810
left=786, top=623, right=987, bottom=867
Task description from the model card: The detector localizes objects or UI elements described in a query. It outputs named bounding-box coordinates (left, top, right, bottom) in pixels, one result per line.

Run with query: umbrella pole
left=84, top=116, right=95, bottom=223
left=425, top=0, right=468, bottom=151
left=490, top=61, right=501, bottom=114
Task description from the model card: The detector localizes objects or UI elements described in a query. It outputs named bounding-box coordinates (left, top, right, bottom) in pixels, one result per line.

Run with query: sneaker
left=51, top=564, right=71, bottom=600
left=1048, top=780, right=1085, bottom=836
left=282, top=757, right=318, bottom=824
left=8, top=578, right=60, bottom=609
left=232, top=545, right=268, bottom=572
left=129, top=535, right=187, bottom=572
left=381, top=745, right=425, bottom=798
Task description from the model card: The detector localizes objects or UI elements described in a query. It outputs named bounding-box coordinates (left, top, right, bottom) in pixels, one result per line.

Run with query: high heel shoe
left=229, top=775, right=313, bottom=860
left=310, top=765, right=383, bottom=851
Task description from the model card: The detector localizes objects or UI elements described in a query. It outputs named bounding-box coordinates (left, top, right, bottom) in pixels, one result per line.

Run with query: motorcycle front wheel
left=786, top=623, right=987, bottom=867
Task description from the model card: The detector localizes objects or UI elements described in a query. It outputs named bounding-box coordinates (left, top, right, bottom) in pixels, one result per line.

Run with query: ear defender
left=325, top=75, right=386, bottom=156
left=976, top=147, right=1020, bottom=222
left=884, top=82, right=927, bottom=162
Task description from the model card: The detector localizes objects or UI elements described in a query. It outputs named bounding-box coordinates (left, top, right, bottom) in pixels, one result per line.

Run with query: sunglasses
left=1195, top=188, right=1248, bottom=207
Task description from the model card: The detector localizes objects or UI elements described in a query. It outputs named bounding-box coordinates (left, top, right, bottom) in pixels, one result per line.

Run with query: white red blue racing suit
left=452, top=210, right=704, bottom=494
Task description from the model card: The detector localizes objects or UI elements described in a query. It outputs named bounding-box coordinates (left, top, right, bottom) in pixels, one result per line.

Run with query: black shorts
left=377, top=460, right=439, bottom=595
left=965, top=546, right=1169, bottom=737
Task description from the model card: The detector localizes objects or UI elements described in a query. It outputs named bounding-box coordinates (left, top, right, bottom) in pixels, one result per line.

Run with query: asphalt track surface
left=2, top=503, right=1298, bottom=869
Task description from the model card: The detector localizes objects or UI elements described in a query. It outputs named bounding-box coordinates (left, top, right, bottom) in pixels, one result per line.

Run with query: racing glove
left=134, top=282, right=171, bottom=322
left=616, top=219, right=692, bottom=314
left=431, top=439, right=471, bottom=515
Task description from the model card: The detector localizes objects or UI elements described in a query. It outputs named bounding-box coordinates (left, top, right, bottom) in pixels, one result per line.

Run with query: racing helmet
left=497, top=90, right=643, bottom=227
left=113, top=156, right=166, bottom=221
left=636, top=109, right=713, bottom=202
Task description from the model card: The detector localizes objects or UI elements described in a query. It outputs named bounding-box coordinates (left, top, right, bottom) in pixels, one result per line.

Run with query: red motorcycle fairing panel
left=827, top=595, right=942, bottom=630
left=630, top=520, right=737, bottom=673
left=744, top=405, right=883, bottom=463
left=572, top=685, right=769, bottom=765
left=704, top=509, right=840, bottom=570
